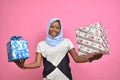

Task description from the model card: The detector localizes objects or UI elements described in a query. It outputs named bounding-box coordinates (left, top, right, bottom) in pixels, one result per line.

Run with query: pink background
left=0, top=0, right=120, bottom=80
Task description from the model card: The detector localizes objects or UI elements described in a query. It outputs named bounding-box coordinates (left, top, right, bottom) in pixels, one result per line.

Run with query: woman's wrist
left=23, top=64, right=26, bottom=69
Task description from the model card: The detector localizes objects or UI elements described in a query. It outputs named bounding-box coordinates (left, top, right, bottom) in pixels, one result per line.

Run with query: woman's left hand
left=88, top=53, right=103, bottom=62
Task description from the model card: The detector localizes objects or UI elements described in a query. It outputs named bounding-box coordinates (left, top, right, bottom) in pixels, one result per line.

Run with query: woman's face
left=49, top=21, right=61, bottom=38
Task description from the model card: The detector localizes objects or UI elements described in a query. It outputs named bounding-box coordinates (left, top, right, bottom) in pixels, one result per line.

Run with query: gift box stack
left=76, top=23, right=110, bottom=58
left=7, top=36, right=30, bottom=62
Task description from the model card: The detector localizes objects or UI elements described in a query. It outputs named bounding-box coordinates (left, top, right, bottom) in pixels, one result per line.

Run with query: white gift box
left=76, top=23, right=110, bottom=58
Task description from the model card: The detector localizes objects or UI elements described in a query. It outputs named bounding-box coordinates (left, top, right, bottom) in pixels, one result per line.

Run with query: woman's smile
left=49, top=21, right=61, bottom=38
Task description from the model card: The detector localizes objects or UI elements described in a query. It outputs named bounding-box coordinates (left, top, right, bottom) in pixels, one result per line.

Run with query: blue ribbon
left=10, top=36, right=22, bottom=40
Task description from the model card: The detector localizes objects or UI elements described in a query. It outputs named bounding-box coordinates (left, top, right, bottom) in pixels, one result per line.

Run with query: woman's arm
left=15, top=52, right=43, bottom=69
left=69, top=48, right=88, bottom=63
left=69, top=48, right=102, bottom=63
left=23, top=52, right=43, bottom=69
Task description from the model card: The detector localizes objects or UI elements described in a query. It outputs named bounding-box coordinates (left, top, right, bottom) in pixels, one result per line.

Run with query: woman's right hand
left=14, top=59, right=25, bottom=69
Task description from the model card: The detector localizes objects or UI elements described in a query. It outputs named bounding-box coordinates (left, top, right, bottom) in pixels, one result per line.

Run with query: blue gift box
left=7, top=36, right=30, bottom=62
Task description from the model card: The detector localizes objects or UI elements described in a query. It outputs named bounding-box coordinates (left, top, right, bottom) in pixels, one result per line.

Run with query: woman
left=15, top=18, right=102, bottom=80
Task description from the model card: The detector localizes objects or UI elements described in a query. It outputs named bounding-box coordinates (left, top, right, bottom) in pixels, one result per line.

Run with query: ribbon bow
left=10, top=36, right=22, bottom=40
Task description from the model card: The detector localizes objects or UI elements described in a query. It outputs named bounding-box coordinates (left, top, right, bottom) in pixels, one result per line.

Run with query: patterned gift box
left=7, top=36, right=30, bottom=62
left=76, top=23, right=110, bottom=58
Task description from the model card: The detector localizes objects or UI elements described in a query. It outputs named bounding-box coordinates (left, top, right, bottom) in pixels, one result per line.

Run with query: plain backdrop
left=0, top=0, right=120, bottom=80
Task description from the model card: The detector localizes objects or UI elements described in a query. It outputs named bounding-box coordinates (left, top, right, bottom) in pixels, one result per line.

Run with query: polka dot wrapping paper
left=76, top=23, right=110, bottom=58
left=6, top=36, right=30, bottom=62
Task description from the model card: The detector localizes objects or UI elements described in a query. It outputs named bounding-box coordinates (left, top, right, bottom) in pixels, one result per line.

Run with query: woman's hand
left=14, top=59, right=25, bottom=69
left=88, top=53, right=103, bottom=62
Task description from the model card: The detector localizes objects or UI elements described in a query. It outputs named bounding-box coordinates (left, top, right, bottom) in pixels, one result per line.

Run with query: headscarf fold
left=45, top=18, right=64, bottom=46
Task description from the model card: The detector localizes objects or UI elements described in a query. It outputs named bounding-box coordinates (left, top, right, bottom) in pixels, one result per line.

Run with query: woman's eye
left=50, top=26, right=60, bottom=29
left=50, top=26, right=54, bottom=28
left=56, top=27, right=60, bottom=29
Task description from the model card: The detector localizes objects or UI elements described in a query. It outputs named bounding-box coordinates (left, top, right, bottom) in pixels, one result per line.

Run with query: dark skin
left=14, top=21, right=103, bottom=69
left=14, top=52, right=103, bottom=69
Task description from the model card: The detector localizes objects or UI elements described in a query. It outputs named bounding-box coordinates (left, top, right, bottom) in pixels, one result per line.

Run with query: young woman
left=15, top=18, right=103, bottom=80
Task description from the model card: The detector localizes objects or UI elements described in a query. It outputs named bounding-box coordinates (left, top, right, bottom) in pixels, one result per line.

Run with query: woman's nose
left=52, top=27, right=57, bottom=31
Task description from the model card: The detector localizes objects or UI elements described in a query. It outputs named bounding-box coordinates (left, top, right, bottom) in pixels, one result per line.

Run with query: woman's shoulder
left=37, top=40, right=46, bottom=45
left=62, top=38, right=73, bottom=44
left=63, top=38, right=72, bottom=42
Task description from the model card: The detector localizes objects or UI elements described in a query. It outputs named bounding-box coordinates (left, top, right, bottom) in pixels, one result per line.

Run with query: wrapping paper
left=76, top=23, right=109, bottom=58
left=7, top=36, right=30, bottom=62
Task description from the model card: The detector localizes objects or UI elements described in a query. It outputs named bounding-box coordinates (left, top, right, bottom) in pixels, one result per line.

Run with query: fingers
left=14, top=60, right=21, bottom=66
left=88, top=52, right=103, bottom=62
left=93, top=54, right=99, bottom=58
left=19, top=59, right=25, bottom=63
left=14, top=59, right=24, bottom=64
left=14, top=59, right=25, bottom=68
left=93, top=54, right=103, bottom=60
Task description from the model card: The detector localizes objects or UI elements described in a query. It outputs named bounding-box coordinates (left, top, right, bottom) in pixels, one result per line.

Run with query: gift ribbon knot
left=10, top=36, right=22, bottom=40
